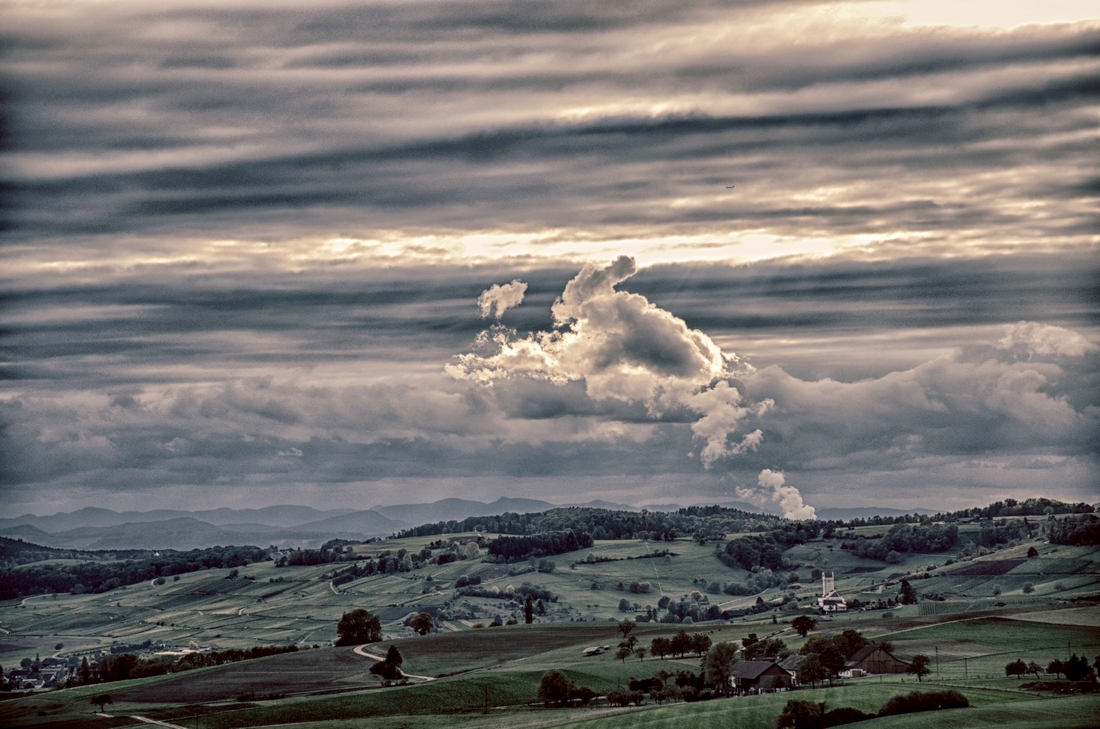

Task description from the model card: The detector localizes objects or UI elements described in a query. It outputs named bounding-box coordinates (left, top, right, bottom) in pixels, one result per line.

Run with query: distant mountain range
left=0, top=499, right=940, bottom=551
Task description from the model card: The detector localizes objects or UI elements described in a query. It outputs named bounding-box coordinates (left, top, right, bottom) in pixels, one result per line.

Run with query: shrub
left=823, top=707, right=875, bottom=726
left=878, top=690, right=969, bottom=717
left=776, top=699, right=823, bottom=729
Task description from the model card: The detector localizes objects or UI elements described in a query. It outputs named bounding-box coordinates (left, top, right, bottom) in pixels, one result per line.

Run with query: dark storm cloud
left=3, top=2, right=1098, bottom=246
left=8, top=92, right=1096, bottom=238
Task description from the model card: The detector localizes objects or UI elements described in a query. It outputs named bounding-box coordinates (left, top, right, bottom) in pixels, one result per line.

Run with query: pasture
left=1, top=525, right=1097, bottom=729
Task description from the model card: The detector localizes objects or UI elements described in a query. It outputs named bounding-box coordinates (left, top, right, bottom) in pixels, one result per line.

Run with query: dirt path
left=352, top=644, right=436, bottom=681
left=131, top=715, right=189, bottom=729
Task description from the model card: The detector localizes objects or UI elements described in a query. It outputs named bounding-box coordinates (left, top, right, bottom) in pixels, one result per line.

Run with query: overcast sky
left=2, top=1, right=1097, bottom=517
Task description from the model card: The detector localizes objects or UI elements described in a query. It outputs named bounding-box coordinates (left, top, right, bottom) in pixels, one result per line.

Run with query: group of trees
left=0, top=537, right=149, bottom=569
left=719, top=534, right=794, bottom=572
left=335, top=609, right=382, bottom=646
left=777, top=690, right=968, bottom=729
left=650, top=630, right=712, bottom=660
left=537, top=670, right=597, bottom=707
left=1047, top=515, right=1100, bottom=546
left=945, top=498, right=1093, bottom=521
left=841, top=523, right=959, bottom=562
left=1014, top=655, right=1098, bottom=681
left=486, top=530, right=593, bottom=563
left=795, top=630, right=872, bottom=685
left=0, top=544, right=268, bottom=600
left=397, top=505, right=783, bottom=543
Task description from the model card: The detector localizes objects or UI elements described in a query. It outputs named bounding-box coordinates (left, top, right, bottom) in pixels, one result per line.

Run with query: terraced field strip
left=1005, top=605, right=1100, bottom=627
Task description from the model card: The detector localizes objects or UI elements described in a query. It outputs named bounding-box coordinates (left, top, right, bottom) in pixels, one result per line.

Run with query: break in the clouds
left=1, top=1, right=1098, bottom=516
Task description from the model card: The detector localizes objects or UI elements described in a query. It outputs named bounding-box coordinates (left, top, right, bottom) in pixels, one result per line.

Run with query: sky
left=1, top=0, right=1098, bottom=518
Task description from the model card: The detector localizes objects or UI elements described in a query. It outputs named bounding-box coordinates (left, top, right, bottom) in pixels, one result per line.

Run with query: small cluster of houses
left=3, top=657, right=69, bottom=692
left=727, top=574, right=909, bottom=694
left=730, top=644, right=914, bottom=694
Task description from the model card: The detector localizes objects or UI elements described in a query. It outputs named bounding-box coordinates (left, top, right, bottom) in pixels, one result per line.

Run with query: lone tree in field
left=907, top=654, right=931, bottom=682
left=525, top=594, right=534, bottom=624
left=792, top=615, right=818, bottom=637
left=1005, top=659, right=1028, bottom=678
left=90, top=694, right=113, bottom=713
left=898, top=580, right=918, bottom=605
left=409, top=612, right=434, bottom=635
left=385, top=645, right=403, bottom=666
left=618, top=619, right=635, bottom=639
left=335, top=608, right=382, bottom=646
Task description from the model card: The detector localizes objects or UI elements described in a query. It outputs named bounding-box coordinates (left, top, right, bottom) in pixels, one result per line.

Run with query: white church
left=817, top=572, right=847, bottom=613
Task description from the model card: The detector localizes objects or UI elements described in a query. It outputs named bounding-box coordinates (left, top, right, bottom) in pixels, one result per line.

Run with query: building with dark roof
left=731, top=660, right=793, bottom=692
left=843, top=644, right=912, bottom=675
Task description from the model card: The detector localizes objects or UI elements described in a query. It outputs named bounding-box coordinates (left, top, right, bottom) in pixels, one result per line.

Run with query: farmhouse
left=730, top=660, right=794, bottom=693
left=843, top=644, right=912, bottom=675
left=817, top=572, right=847, bottom=613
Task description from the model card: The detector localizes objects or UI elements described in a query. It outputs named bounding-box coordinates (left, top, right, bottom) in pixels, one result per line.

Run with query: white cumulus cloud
left=996, top=321, right=1096, bottom=359
left=477, top=279, right=528, bottom=319
left=449, top=256, right=769, bottom=467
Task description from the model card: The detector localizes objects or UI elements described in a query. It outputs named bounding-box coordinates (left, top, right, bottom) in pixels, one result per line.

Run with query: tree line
left=0, top=537, right=151, bottom=568
left=0, top=544, right=268, bottom=599
left=397, top=506, right=782, bottom=542
left=486, top=530, right=593, bottom=562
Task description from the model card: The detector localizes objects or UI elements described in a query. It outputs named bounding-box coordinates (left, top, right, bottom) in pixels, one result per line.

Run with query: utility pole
left=963, top=658, right=967, bottom=680
left=935, top=646, right=939, bottom=678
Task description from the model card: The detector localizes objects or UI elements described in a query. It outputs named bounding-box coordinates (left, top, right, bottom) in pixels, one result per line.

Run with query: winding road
left=352, top=644, right=435, bottom=681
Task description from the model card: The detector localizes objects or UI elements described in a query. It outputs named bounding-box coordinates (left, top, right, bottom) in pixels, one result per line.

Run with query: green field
left=2, top=528, right=1098, bottom=729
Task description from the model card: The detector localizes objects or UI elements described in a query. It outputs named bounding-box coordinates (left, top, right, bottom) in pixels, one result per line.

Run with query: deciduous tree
left=537, top=670, right=571, bottom=707
left=409, top=612, right=434, bottom=635
left=907, top=654, right=931, bottom=682
left=792, top=615, right=817, bottom=637
left=701, top=642, right=739, bottom=695
left=335, top=609, right=382, bottom=646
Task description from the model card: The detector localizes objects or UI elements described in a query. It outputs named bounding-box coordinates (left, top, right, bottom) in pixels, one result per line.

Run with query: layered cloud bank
left=2, top=2, right=1097, bottom=515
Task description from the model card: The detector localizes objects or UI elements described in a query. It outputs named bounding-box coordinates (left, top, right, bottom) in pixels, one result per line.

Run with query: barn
left=731, top=660, right=794, bottom=693
left=843, top=644, right=912, bottom=675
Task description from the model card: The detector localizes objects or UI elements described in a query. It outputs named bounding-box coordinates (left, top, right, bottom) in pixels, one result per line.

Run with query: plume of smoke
left=449, top=257, right=768, bottom=467
left=738, top=469, right=816, bottom=520
left=477, top=279, right=528, bottom=319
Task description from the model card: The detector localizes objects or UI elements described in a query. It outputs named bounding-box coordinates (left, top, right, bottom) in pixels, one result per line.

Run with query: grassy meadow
left=2, top=520, right=1098, bottom=728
